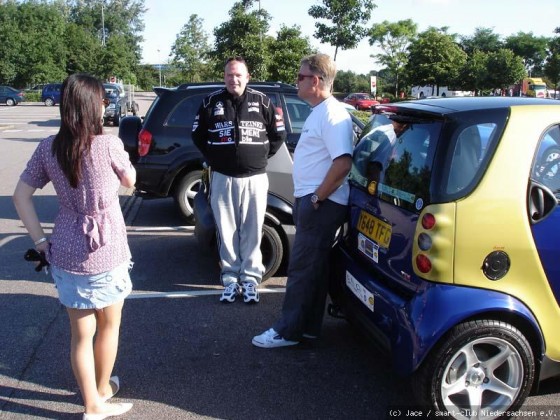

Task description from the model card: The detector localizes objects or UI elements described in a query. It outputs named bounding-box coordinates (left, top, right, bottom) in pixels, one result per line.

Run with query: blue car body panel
left=339, top=246, right=544, bottom=375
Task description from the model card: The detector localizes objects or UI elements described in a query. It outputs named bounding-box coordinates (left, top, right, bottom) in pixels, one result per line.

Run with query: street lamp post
left=101, top=4, right=106, bottom=46
left=157, top=49, right=162, bottom=87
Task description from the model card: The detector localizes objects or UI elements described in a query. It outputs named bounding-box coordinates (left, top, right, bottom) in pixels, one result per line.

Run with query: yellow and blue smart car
left=332, top=97, right=560, bottom=418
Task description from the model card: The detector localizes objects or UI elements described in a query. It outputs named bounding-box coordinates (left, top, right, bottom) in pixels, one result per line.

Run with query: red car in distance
left=343, top=92, right=379, bottom=111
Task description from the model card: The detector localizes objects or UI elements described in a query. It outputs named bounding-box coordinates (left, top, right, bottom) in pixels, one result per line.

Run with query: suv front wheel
left=175, top=170, right=203, bottom=222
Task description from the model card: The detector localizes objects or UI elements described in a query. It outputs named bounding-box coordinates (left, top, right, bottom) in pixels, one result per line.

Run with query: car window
left=350, top=119, right=441, bottom=213
left=532, top=125, right=560, bottom=194
left=284, top=94, right=311, bottom=133
left=166, top=93, right=206, bottom=127
left=446, top=123, right=497, bottom=193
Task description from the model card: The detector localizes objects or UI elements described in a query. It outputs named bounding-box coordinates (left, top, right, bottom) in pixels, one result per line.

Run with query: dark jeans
left=273, top=194, right=347, bottom=340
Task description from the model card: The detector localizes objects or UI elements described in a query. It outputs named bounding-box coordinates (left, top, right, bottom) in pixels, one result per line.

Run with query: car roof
left=378, top=97, right=559, bottom=118
left=174, top=81, right=298, bottom=91
left=154, top=82, right=298, bottom=99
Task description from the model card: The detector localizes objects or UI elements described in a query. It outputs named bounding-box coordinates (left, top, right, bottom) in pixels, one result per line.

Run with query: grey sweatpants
left=210, top=171, right=268, bottom=286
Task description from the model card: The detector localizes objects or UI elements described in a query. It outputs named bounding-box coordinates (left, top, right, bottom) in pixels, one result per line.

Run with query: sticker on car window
left=378, top=183, right=415, bottom=203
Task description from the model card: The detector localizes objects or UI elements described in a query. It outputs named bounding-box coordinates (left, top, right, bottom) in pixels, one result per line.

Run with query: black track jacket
left=192, top=87, right=286, bottom=177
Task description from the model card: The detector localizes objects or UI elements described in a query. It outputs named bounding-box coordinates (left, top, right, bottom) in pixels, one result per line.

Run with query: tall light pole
left=101, top=3, right=106, bottom=46
left=157, top=49, right=162, bottom=87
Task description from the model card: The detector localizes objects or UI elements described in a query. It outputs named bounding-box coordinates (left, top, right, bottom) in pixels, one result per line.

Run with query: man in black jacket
left=192, top=56, right=285, bottom=304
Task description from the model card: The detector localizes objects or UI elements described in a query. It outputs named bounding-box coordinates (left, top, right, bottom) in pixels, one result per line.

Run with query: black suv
left=119, top=82, right=364, bottom=279
left=103, top=83, right=128, bottom=126
left=118, top=82, right=314, bottom=221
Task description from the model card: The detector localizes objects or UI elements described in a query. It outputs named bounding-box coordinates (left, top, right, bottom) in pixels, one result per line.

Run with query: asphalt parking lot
left=2, top=94, right=560, bottom=420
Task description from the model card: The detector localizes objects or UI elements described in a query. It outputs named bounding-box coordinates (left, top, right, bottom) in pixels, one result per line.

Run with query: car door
left=529, top=124, right=560, bottom=307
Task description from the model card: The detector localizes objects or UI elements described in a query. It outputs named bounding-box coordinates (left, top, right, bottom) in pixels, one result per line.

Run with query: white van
left=411, top=85, right=473, bottom=98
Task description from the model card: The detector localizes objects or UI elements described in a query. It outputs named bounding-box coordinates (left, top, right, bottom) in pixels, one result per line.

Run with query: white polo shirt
left=293, top=95, right=353, bottom=205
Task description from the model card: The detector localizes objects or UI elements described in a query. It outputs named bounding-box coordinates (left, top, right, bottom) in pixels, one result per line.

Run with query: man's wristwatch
left=311, top=194, right=321, bottom=205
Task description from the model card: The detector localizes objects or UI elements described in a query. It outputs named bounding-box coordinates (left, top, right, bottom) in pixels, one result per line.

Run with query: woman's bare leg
left=94, top=299, right=124, bottom=400
left=67, top=308, right=99, bottom=411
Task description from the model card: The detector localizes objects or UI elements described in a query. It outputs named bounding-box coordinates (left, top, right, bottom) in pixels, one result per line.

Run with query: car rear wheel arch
left=412, top=319, right=536, bottom=415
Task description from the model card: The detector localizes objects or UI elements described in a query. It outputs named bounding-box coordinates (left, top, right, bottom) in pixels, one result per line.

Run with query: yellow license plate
left=357, top=211, right=392, bottom=248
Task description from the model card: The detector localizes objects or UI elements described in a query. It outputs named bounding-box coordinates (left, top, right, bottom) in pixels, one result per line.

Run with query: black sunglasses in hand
left=24, top=249, right=50, bottom=273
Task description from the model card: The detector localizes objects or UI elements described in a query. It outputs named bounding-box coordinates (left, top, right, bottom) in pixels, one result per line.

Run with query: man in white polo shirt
left=252, top=53, right=353, bottom=348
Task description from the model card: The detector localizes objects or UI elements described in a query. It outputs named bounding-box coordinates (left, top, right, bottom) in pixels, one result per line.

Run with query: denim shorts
left=52, top=261, right=133, bottom=310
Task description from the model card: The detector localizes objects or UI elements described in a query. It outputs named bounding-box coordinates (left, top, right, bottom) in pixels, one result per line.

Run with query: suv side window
left=533, top=125, right=560, bottom=194
left=283, top=94, right=311, bottom=133
left=167, top=93, right=206, bottom=127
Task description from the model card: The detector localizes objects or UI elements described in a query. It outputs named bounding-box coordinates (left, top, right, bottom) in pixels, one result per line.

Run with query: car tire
left=114, top=108, right=121, bottom=127
left=412, top=320, right=535, bottom=416
left=261, top=222, right=283, bottom=281
left=175, top=170, right=203, bottom=222
left=6, top=98, right=15, bottom=106
left=44, top=98, right=54, bottom=106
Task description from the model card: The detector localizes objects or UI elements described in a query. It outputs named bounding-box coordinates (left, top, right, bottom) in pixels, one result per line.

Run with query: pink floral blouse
left=20, top=134, right=134, bottom=274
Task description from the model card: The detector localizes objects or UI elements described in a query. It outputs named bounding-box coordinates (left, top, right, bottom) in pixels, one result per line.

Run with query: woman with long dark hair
left=13, top=73, right=135, bottom=419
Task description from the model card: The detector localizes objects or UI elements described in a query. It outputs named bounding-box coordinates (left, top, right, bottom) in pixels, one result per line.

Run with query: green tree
left=458, top=49, right=489, bottom=95
left=504, top=31, right=550, bottom=76
left=459, top=27, right=503, bottom=55
left=65, top=22, right=104, bottom=76
left=333, top=70, right=370, bottom=94
left=268, top=25, right=315, bottom=83
left=368, top=19, right=417, bottom=96
left=484, top=49, right=526, bottom=92
left=544, top=28, right=560, bottom=95
left=0, top=0, right=22, bottom=85
left=308, top=0, right=376, bottom=61
left=99, top=33, right=138, bottom=81
left=0, top=0, right=67, bottom=87
left=405, top=28, right=467, bottom=95
left=212, top=0, right=272, bottom=80
left=67, top=0, right=146, bottom=80
left=170, top=14, right=213, bottom=83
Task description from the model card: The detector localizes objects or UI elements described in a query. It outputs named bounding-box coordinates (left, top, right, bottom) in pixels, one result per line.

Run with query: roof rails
left=176, top=81, right=296, bottom=90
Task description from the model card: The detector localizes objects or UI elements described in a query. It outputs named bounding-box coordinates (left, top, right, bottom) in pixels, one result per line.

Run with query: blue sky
left=141, top=0, right=559, bottom=74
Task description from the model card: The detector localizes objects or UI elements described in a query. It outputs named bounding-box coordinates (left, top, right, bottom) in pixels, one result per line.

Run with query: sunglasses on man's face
left=297, top=73, right=323, bottom=82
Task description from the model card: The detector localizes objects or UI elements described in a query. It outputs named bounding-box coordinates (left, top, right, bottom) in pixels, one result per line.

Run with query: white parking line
left=129, top=226, right=194, bottom=232
left=127, top=287, right=286, bottom=299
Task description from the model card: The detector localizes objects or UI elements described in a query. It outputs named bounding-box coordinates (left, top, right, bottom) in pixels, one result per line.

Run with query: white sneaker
left=241, top=282, right=259, bottom=303
left=252, top=328, right=299, bottom=348
left=220, top=282, right=240, bottom=303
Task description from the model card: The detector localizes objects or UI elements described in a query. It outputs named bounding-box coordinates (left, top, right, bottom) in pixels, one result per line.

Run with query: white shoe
left=220, top=282, right=240, bottom=303
left=101, top=376, right=120, bottom=402
left=83, top=402, right=133, bottom=420
left=252, top=328, right=299, bottom=348
left=241, top=282, right=259, bottom=303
